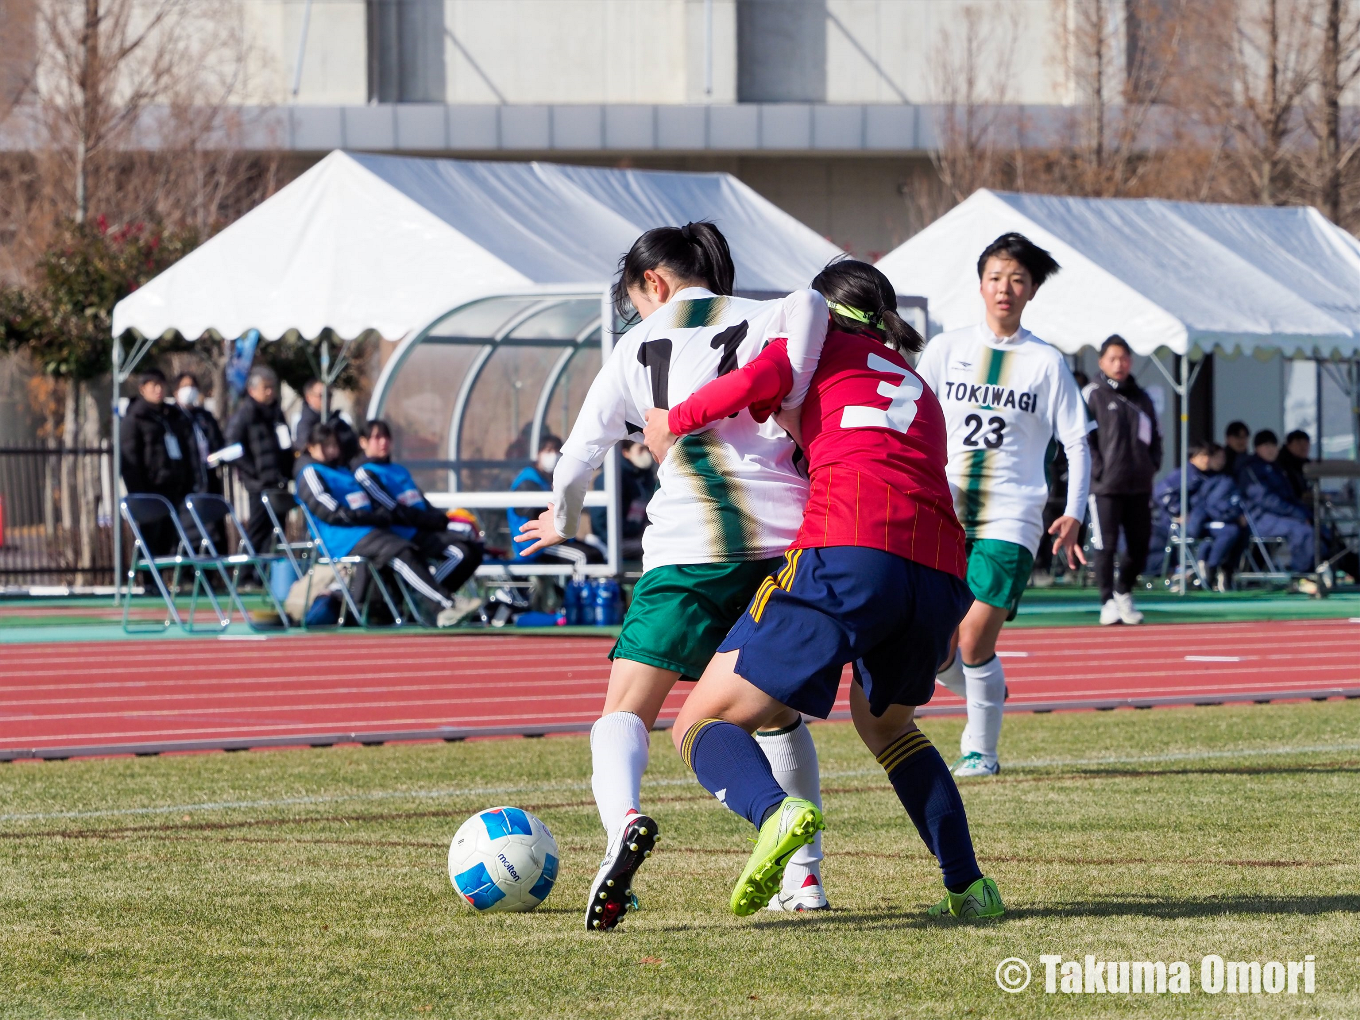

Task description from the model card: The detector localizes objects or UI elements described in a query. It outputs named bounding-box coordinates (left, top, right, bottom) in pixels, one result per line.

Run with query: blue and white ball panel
left=527, top=853, right=558, bottom=902
left=479, top=807, right=534, bottom=840
left=453, top=861, right=506, bottom=910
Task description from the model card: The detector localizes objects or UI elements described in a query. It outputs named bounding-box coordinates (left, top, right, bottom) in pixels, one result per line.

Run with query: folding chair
left=120, top=494, right=231, bottom=633
left=1157, top=517, right=1210, bottom=591
left=1235, top=507, right=1292, bottom=588
left=183, top=493, right=290, bottom=632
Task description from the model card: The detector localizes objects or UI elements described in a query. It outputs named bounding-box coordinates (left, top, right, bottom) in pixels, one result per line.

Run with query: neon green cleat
left=928, top=876, right=1005, bottom=919
left=731, top=797, right=824, bottom=916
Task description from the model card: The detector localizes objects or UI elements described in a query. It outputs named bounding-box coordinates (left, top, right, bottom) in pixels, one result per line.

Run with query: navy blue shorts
left=718, top=546, right=974, bottom=719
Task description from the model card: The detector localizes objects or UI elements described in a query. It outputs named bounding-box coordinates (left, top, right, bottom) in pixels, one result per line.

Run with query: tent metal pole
left=111, top=336, right=122, bottom=606
left=320, top=337, right=331, bottom=419
left=600, top=287, right=620, bottom=577
left=1179, top=354, right=1189, bottom=597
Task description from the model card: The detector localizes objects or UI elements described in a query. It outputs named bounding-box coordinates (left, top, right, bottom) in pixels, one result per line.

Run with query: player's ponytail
left=810, top=258, right=924, bottom=353
left=612, top=222, right=736, bottom=327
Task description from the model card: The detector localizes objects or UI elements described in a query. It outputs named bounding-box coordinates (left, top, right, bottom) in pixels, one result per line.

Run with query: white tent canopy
left=876, top=189, right=1360, bottom=359
left=112, top=150, right=842, bottom=342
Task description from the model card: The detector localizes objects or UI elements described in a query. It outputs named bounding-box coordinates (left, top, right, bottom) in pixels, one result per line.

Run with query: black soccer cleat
left=585, top=813, right=658, bottom=932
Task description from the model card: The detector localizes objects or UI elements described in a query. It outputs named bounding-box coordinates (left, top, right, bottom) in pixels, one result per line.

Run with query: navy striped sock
left=877, top=729, right=983, bottom=894
left=681, top=718, right=787, bottom=829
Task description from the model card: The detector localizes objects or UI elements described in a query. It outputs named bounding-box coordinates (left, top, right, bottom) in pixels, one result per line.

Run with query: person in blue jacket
left=353, top=420, right=483, bottom=623
left=1151, top=443, right=1248, bottom=589
left=506, top=434, right=605, bottom=568
left=295, top=423, right=460, bottom=626
left=1235, top=429, right=1314, bottom=573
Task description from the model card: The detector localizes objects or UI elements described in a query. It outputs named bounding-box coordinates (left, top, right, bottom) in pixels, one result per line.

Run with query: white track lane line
left=6, top=741, right=1360, bottom=824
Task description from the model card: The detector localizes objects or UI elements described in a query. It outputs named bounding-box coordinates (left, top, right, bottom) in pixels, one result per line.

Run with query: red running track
left=1, top=619, right=1357, bottom=760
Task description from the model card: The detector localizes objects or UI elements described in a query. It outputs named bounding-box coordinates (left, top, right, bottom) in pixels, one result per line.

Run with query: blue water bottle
left=594, top=577, right=623, bottom=627
left=564, top=575, right=588, bottom=626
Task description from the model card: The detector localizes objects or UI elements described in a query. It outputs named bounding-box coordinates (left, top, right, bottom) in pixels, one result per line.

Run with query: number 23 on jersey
left=962, top=413, right=1006, bottom=448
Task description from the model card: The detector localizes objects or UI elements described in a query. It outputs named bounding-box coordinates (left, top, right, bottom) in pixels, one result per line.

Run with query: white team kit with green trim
left=553, top=287, right=827, bottom=570
left=915, top=325, right=1093, bottom=554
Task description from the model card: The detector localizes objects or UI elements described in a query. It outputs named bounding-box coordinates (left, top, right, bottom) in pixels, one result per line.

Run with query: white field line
left=5, top=741, right=1360, bottom=825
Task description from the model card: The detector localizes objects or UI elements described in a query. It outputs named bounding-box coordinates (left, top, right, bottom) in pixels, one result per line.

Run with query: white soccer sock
left=589, top=711, right=650, bottom=843
left=935, top=650, right=966, bottom=698
left=961, top=655, right=1006, bottom=760
left=755, top=717, right=823, bottom=890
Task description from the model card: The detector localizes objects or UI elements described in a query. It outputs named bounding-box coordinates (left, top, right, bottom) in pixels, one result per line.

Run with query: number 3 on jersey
left=840, top=352, right=923, bottom=433
left=962, top=413, right=1005, bottom=448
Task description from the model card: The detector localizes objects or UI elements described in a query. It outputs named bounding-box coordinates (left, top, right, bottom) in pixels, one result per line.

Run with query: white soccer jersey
left=915, top=324, right=1092, bottom=554
left=553, top=287, right=827, bottom=570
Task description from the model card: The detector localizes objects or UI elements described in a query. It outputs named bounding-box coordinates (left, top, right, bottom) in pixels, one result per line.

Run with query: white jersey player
left=516, top=222, right=831, bottom=929
left=915, top=233, right=1092, bottom=777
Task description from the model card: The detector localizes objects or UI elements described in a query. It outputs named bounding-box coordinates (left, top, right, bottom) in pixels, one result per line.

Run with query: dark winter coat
left=1235, top=454, right=1309, bottom=522
left=225, top=395, right=294, bottom=492
left=1156, top=466, right=1242, bottom=536
left=1275, top=446, right=1310, bottom=500
left=296, top=404, right=359, bottom=466
left=120, top=397, right=196, bottom=502
left=1087, top=373, right=1163, bottom=495
left=179, top=405, right=226, bottom=495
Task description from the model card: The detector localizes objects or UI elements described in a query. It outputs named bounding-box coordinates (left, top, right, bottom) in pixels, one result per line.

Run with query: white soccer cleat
left=585, top=811, right=657, bottom=932
left=951, top=751, right=1000, bottom=777
left=1113, top=591, right=1144, bottom=625
left=1099, top=599, right=1122, bottom=625
left=766, top=874, right=829, bottom=912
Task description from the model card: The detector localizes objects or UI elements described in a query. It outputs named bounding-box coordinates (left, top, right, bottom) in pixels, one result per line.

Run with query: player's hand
left=1048, top=514, right=1087, bottom=569
left=515, top=505, right=566, bottom=556
left=643, top=407, right=677, bottom=464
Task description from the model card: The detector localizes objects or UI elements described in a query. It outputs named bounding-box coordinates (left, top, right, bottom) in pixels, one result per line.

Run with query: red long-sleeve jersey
left=668, top=331, right=966, bottom=579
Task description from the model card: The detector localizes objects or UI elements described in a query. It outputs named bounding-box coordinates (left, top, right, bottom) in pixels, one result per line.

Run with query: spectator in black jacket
left=1236, top=429, right=1315, bottom=572
left=295, top=378, right=359, bottom=466
left=618, top=441, right=658, bottom=561
left=1277, top=429, right=1312, bottom=502
left=174, top=372, right=226, bottom=497
left=1035, top=370, right=1089, bottom=579
left=225, top=365, right=294, bottom=556
left=1223, top=420, right=1251, bottom=477
left=173, top=371, right=228, bottom=553
left=120, top=368, right=196, bottom=554
left=1087, top=335, right=1162, bottom=625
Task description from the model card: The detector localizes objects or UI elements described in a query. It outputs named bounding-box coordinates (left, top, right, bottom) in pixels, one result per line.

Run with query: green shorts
left=610, top=558, right=783, bottom=680
left=965, top=538, right=1034, bottom=621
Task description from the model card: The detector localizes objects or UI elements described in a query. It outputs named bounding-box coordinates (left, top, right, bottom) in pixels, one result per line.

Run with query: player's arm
left=643, top=341, right=793, bottom=463
left=1049, top=362, right=1095, bottom=568
left=516, top=346, right=634, bottom=556
left=772, top=289, right=828, bottom=411
left=913, top=334, right=943, bottom=395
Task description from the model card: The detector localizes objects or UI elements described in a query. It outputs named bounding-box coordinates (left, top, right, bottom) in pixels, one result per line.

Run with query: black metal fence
left=0, top=447, right=286, bottom=589
left=0, top=446, right=117, bottom=587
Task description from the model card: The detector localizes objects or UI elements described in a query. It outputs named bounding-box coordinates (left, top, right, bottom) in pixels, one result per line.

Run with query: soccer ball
left=448, top=806, right=559, bottom=913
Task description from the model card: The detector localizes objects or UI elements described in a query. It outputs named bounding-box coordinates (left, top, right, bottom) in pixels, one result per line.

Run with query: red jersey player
left=646, top=260, right=1003, bottom=921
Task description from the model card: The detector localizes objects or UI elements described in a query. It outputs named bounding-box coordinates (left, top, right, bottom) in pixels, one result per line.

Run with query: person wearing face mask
left=120, top=367, right=198, bottom=554
left=507, top=435, right=604, bottom=567
left=173, top=372, right=226, bottom=497
left=618, top=441, right=658, bottom=561
left=353, top=419, right=484, bottom=624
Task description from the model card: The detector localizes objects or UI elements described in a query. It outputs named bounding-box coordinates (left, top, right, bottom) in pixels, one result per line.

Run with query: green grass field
left=2, top=700, right=1358, bottom=1018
